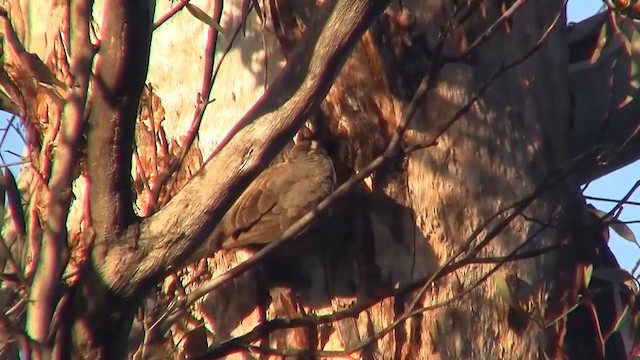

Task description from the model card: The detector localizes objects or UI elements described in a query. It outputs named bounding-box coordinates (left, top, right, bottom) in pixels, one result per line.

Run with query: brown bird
left=197, top=139, right=336, bottom=258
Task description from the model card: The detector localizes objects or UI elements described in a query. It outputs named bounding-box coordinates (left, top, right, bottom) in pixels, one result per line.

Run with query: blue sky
left=1, top=0, right=638, bottom=271
left=568, top=0, right=640, bottom=273
left=568, top=0, right=604, bottom=23
left=0, top=116, right=23, bottom=173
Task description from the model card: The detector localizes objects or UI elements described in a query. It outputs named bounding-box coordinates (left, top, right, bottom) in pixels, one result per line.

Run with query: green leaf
left=584, top=264, right=594, bottom=289
left=545, top=302, right=579, bottom=328
left=587, top=206, right=637, bottom=244
left=185, top=4, right=225, bottom=34
left=613, top=15, right=632, bottom=54
left=3, top=169, right=25, bottom=237
left=587, top=206, right=614, bottom=222
left=592, top=267, right=636, bottom=288
left=611, top=302, right=632, bottom=336
left=606, top=218, right=637, bottom=243
left=590, top=21, right=609, bottom=64
left=0, top=172, right=5, bottom=223
left=493, top=272, right=513, bottom=307
left=619, top=61, right=640, bottom=108
left=618, top=28, right=640, bottom=108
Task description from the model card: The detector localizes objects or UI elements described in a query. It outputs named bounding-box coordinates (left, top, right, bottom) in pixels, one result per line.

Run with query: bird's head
left=287, top=140, right=328, bottom=162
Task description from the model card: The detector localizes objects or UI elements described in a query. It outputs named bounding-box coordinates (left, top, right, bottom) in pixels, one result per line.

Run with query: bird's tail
left=186, top=226, right=226, bottom=264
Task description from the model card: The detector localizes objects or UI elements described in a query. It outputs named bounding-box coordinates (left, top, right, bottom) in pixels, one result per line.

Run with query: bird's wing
left=277, top=174, right=334, bottom=229
left=221, top=165, right=298, bottom=248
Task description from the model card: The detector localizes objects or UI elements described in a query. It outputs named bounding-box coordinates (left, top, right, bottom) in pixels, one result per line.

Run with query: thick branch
left=568, top=13, right=640, bottom=183
left=70, top=1, right=154, bottom=356
left=87, top=0, right=153, bottom=245
left=104, top=0, right=391, bottom=297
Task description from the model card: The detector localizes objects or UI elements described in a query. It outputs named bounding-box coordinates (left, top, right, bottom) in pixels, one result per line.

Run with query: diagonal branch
left=72, top=2, right=390, bottom=351
left=103, top=0, right=392, bottom=299
left=196, top=143, right=594, bottom=358
left=196, top=221, right=564, bottom=358
left=153, top=0, right=191, bottom=30
left=179, top=28, right=447, bottom=314
left=186, top=2, right=571, bottom=353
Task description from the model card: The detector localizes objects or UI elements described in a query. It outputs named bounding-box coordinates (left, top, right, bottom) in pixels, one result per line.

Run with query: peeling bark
left=1, top=0, right=638, bottom=359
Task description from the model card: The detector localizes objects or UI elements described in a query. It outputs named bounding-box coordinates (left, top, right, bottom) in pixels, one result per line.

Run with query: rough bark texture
left=2, top=0, right=638, bottom=359
left=158, top=0, right=571, bottom=358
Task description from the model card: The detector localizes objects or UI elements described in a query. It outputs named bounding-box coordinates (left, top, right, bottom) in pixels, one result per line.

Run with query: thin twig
left=8, top=121, right=27, bottom=145
left=25, top=0, right=93, bottom=345
left=0, top=312, right=39, bottom=353
left=407, top=0, right=565, bottom=152
left=454, top=0, right=529, bottom=61
left=158, top=4, right=438, bottom=333
left=237, top=219, right=556, bottom=359
left=197, top=209, right=562, bottom=358
left=169, top=0, right=566, bottom=335
left=180, top=32, right=445, bottom=315
left=408, top=0, right=566, bottom=314
left=605, top=180, right=640, bottom=220
left=0, top=115, right=17, bottom=147
left=197, top=2, right=572, bottom=356
left=584, top=195, right=640, bottom=207
left=150, top=0, right=224, bottom=209
left=0, top=159, right=31, bottom=169
left=154, top=0, right=191, bottom=30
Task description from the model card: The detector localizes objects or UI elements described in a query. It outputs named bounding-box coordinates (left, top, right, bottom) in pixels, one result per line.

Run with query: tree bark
left=2, top=0, right=638, bottom=359
left=167, top=0, right=579, bottom=358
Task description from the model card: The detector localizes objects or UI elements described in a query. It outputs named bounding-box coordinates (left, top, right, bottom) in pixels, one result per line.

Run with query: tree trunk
left=1, top=0, right=637, bottom=358
left=161, top=1, right=575, bottom=358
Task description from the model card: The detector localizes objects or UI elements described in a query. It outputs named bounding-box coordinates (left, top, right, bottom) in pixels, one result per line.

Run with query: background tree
left=1, top=0, right=639, bottom=359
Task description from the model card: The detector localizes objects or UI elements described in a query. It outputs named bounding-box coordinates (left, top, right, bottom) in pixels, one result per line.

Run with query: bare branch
left=196, top=201, right=565, bottom=358
left=454, top=0, right=529, bottom=61
left=584, top=195, right=640, bottom=207
left=0, top=9, right=67, bottom=93
left=150, top=0, right=224, bottom=209
left=153, top=0, right=191, bottom=30
left=159, top=0, right=564, bottom=334
left=190, top=4, right=577, bottom=354
left=603, top=180, right=640, bottom=219
left=199, top=140, right=590, bottom=357
left=104, top=0, right=391, bottom=298
left=404, top=0, right=569, bottom=314
left=179, top=32, right=446, bottom=314
left=86, top=0, right=153, bottom=245
left=25, top=0, right=94, bottom=345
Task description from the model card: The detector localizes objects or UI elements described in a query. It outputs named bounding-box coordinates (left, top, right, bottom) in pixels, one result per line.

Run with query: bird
left=197, top=139, right=336, bottom=258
